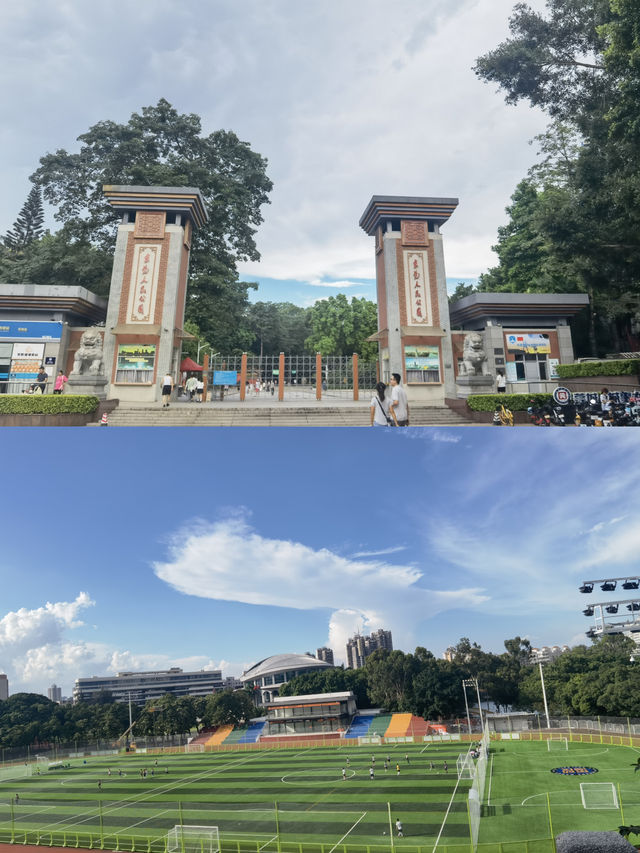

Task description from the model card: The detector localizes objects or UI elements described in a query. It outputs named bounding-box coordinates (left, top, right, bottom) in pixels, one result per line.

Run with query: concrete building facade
left=73, top=667, right=229, bottom=705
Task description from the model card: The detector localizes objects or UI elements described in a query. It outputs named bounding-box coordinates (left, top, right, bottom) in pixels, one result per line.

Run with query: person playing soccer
left=395, top=819, right=403, bottom=837
left=342, top=767, right=346, bottom=780
left=396, top=763, right=400, bottom=775
left=369, top=766, right=374, bottom=780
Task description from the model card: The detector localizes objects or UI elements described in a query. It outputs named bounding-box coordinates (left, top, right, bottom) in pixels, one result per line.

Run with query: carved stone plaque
left=134, top=211, right=166, bottom=239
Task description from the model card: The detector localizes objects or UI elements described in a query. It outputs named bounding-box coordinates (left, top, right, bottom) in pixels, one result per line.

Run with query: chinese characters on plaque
left=404, top=251, right=431, bottom=325
left=127, top=245, right=161, bottom=324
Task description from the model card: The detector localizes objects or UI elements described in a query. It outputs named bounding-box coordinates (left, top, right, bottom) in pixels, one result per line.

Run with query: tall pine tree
left=3, top=186, right=45, bottom=251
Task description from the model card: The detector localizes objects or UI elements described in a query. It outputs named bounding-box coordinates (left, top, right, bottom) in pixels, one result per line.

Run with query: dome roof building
left=241, top=653, right=334, bottom=704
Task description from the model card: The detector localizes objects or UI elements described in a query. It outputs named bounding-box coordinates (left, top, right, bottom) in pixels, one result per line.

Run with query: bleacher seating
left=384, top=713, right=413, bottom=737
left=238, top=721, right=267, bottom=742
left=223, top=726, right=248, bottom=744
left=344, top=714, right=376, bottom=738
left=206, top=724, right=233, bottom=745
left=368, top=714, right=392, bottom=736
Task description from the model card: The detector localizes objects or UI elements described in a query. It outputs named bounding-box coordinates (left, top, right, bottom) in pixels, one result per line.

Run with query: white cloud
left=351, top=546, right=407, bottom=558
left=0, top=592, right=94, bottom=655
left=153, top=516, right=488, bottom=662
left=0, top=0, right=550, bottom=291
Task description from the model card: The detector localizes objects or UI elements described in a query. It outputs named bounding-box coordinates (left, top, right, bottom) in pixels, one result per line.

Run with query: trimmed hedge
left=467, top=393, right=553, bottom=412
left=0, top=395, right=100, bottom=415
left=556, top=359, right=640, bottom=378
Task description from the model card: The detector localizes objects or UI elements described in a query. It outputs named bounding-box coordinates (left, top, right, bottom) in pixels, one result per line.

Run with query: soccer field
left=0, top=743, right=474, bottom=853
left=1, top=739, right=638, bottom=853
left=479, top=738, right=640, bottom=850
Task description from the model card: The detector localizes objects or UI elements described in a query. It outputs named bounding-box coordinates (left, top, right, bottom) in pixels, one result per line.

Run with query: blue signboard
left=213, top=370, right=239, bottom=385
left=0, top=321, right=63, bottom=340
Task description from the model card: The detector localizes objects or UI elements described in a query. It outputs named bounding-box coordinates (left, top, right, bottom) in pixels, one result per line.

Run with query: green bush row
left=556, top=359, right=640, bottom=378
left=0, top=395, right=100, bottom=414
left=467, top=393, right=553, bottom=412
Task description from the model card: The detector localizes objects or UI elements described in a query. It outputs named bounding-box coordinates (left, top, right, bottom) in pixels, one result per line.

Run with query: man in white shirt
left=389, top=373, right=409, bottom=426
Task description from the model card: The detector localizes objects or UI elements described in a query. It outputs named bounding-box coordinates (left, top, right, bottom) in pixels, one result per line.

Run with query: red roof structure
left=179, top=357, right=203, bottom=372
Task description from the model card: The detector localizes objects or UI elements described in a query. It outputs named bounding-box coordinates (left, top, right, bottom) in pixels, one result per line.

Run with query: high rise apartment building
left=346, top=629, right=393, bottom=669
left=316, top=647, right=334, bottom=665
left=48, top=684, right=62, bottom=703
left=0, top=673, right=7, bottom=700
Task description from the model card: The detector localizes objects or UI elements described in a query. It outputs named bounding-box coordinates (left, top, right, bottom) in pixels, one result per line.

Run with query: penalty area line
left=327, top=812, right=367, bottom=853
left=258, top=835, right=278, bottom=851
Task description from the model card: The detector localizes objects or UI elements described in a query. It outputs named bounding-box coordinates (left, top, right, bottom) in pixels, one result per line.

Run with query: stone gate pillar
left=101, top=185, right=208, bottom=403
left=359, top=195, right=458, bottom=405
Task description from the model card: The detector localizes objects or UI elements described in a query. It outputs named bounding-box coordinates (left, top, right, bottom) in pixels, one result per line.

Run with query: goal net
left=580, top=782, right=618, bottom=810
left=457, top=751, right=475, bottom=780
left=547, top=737, right=568, bottom=751
left=185, top=743, right=205, bottom=753
left=167, top=826, right=220, bottom=853
left=0, top=764, right=32, bottom=782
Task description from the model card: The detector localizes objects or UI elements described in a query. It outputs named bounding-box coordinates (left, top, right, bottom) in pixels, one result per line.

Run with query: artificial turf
left=1, top=739, right=638, bottom=853
left=0, top=742, right=472, bottom=852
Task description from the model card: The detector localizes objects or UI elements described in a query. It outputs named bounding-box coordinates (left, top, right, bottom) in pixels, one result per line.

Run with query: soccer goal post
left=547, top=737, right=568, bottom=751
left=0, top=764, right=32, bottom=782
left=580, top=782, right=618, bottom=809
left=457, top=751, right=475, bottom=780
left=167, top=826, right=220, bottom=853
left=185, top=743, right=205, bottom=753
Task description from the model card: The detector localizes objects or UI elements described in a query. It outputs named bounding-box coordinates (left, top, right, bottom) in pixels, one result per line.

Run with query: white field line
left=327, top=811, right=367, bottom=853
left=2, top=804, right=57, bottom=828
left=431, top=774, right=464, bottom=853
left=10, top=750, right=269, bottom=837
left=487, top=755, right=494, bottom=806
left=104, top=806, right=174, bottom=835
left=258, top=834, right=278, bottom=851
left=420, top=744, right=431, bottom=754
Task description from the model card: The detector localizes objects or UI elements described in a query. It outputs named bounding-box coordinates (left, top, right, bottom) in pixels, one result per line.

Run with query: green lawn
left=479, top=738, right=640, bottom=850
left=0, top=743, right=473, bottom=853
left=1, top=739, right=637, bottom=853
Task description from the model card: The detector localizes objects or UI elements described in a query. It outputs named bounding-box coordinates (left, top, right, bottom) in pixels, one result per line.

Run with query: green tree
left=203, top=690, right=256, bottom=727
left=475, top=0, right=640, bottom=354
left=31, top=99, right=272, bottom=352
left=448, top=282, right=477, bottom=303
left=3, top=186, right=45, bottom=251
left=305, top=294, right=378, bottom=359
left=0, top=228, right=113, bottom=298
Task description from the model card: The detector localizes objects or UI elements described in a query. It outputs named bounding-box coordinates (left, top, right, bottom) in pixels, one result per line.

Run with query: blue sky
left=0, top=0, right=549, bottom=307
left=1, top=428, right=639, bottom=697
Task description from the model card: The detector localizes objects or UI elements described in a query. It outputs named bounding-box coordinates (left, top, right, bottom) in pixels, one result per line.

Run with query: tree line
left=0, top=689, right=255, bottom=749
left=280, top=634, right=640, bottom=720
left=0, top=100, right=377, bottom=360
left=2, top=634, right=639, bottom=749
left=466, top=0, right=640, bottom=357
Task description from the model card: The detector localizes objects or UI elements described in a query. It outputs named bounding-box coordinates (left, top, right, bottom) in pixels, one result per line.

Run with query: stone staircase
left=92, top=404, right=473, bottom=427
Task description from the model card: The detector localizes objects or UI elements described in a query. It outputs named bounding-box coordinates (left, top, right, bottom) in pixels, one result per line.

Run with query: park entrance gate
left=201, top=354, right=377, bottom=402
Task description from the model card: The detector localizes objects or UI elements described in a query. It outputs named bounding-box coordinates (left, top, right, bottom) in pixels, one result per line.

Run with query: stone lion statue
left=72, top=329, right=104, bottom=375
left=459, top=332, right=491, bottom=376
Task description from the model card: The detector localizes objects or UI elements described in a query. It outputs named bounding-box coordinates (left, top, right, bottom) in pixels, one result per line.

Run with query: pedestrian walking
left=161, top=372, right=173, bottom=407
